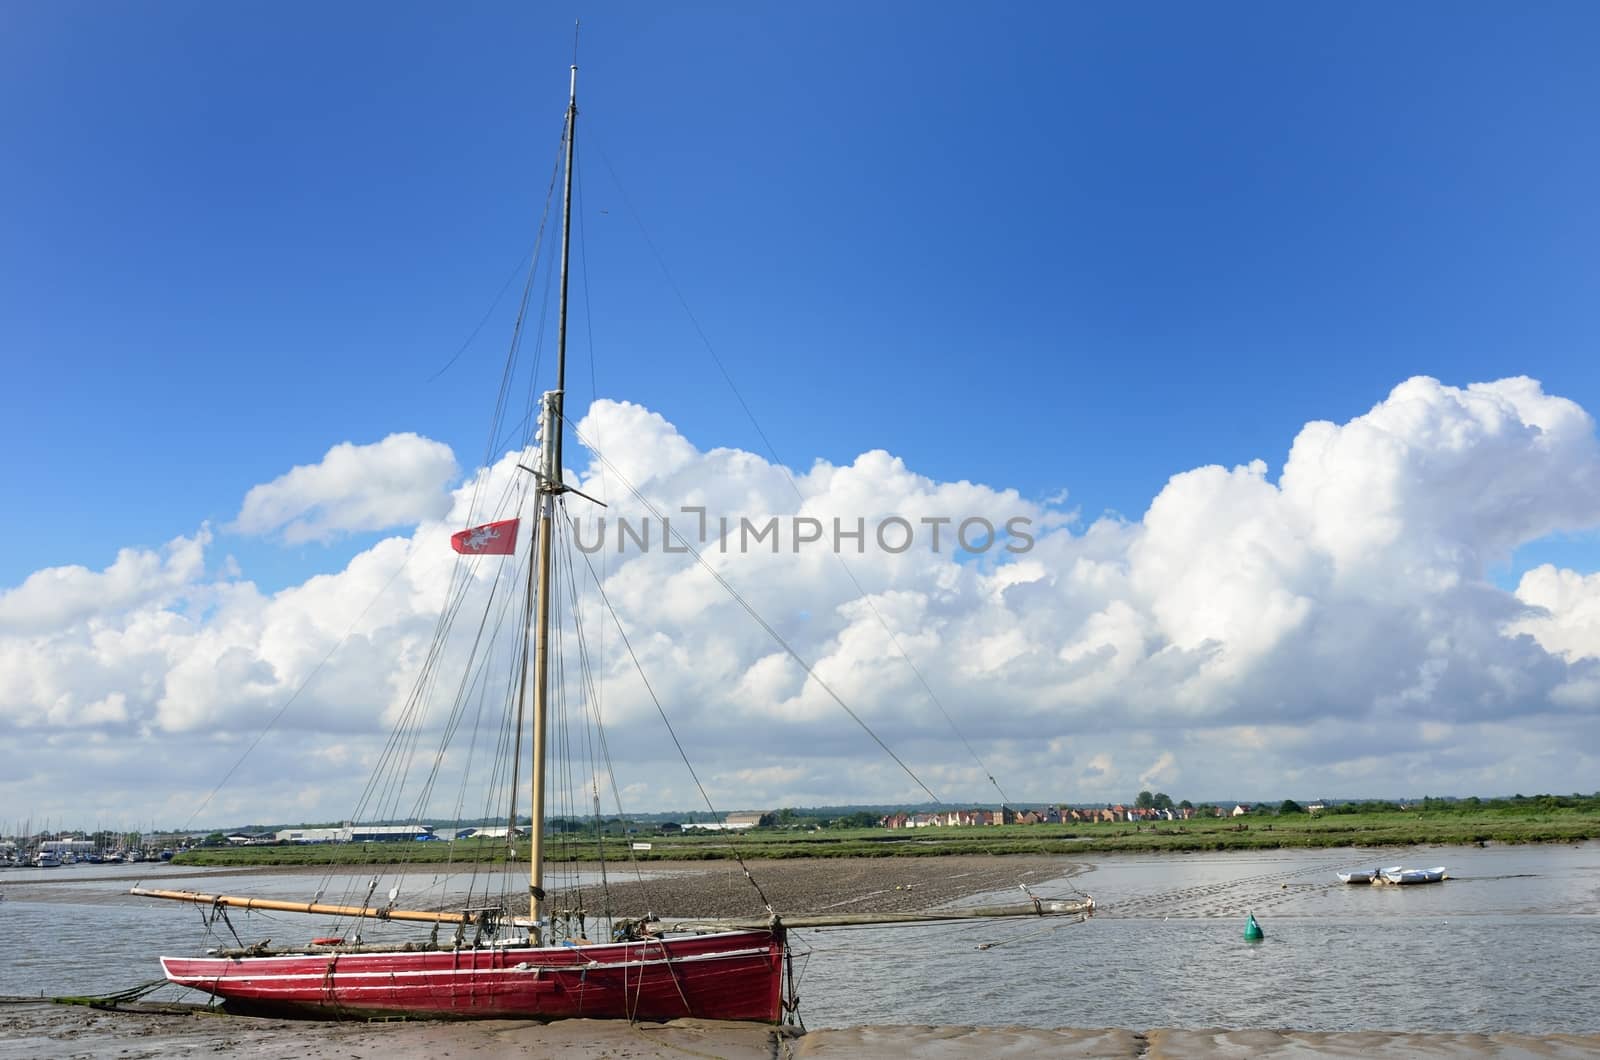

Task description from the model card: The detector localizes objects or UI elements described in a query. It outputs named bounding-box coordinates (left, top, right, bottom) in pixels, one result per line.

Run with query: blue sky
left=5, top=3, right=1597, bottom=587
left=4, top=5, right=1600, bottom=821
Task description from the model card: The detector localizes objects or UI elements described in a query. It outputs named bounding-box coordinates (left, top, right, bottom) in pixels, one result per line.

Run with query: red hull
left=160, top=929, right=784, bottom=1022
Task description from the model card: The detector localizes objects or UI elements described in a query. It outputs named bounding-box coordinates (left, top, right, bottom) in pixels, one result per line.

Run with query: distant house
left=1231, top=804, right=1251, bottom=817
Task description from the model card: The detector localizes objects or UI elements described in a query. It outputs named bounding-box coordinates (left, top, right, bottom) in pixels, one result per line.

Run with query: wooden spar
left=129, top=885, right=1088, bottom=937
left=664, top=897, right=1095, bottom=931
left=128, top=886, right=481, bottom=925
left=131, top=884, right=1091, bottom=932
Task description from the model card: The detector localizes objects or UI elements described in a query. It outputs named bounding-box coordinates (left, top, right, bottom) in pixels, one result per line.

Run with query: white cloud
left=1281, top=376, right=1600, bottom=586
left=0, top=528, right=210, bottom=635
left=3, top=376, right=1600, bottom=826
left=232, top=432, right=457, bottom=544
left=1511, top=565, right=1600, bottom=663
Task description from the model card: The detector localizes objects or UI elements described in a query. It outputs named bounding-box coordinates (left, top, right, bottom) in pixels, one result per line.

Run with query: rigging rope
left=309, top=120, right=571, bottom=921
left=565, top=416, right=942, bottom=804
left=594, top=144, right=1006, bottom=805
left=557, top=518, right=658, bottom=904
left=425, top=248, right=536, bottom=383
left=571, top=531, right=778, bottom=913
left=0, top=979, right=170, bottom=1009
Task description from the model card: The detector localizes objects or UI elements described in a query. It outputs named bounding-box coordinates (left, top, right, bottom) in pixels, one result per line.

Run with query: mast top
left=552, top=56, right=578, bottom=471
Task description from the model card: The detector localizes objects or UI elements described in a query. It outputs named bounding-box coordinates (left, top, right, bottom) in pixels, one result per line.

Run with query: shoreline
left=2, top=1005, right=1597, bottom=1059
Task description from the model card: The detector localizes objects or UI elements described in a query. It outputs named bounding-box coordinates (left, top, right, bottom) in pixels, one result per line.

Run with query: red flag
left=451, top=518, right=519, bottom=555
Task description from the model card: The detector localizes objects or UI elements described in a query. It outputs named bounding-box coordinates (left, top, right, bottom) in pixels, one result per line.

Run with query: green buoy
left=1243, top=912, right=1264, bottom=941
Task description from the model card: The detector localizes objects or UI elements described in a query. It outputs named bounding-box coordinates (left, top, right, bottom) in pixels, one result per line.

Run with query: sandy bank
left=2, top=1006, right=1596, bottom=1059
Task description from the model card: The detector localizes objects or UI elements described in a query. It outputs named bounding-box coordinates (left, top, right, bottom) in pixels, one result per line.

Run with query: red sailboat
left=154, top=930, right=784, bottom=1022
left=131, top=62, right=792, bottom=1024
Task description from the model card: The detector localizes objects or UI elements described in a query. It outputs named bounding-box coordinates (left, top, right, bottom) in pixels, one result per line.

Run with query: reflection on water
left=2, top=844, right=1596, bottom=1032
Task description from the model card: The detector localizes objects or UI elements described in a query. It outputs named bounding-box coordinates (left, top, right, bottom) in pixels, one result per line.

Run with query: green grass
left=169, top=805, right=1600, bottom=867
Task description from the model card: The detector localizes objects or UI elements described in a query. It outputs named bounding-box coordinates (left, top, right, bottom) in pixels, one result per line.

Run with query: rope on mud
left=1091, top=858, right=1345, bottom=919
left=0, top=979, right=169, bottom=1009
left=975, top=913, right=1089, bottom=950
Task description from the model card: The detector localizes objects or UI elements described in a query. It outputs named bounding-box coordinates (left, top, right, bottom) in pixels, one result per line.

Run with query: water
left=794, top=844, right=1600, bottom=1032
left=3, top=845, right=1597, bottom=1033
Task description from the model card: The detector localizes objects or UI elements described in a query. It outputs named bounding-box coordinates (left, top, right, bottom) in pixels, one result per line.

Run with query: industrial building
left=273, top=824, right=436, bottom=844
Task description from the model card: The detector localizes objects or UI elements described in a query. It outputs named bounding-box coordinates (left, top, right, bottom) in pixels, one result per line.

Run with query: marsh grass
left=170, top=802, right=1600, bottom=867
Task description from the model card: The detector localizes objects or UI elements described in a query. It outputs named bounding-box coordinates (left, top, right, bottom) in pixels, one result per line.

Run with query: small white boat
left=1382, top=866, right=1447, bottom=885
left=1337, top=869, right=1378, bottom=884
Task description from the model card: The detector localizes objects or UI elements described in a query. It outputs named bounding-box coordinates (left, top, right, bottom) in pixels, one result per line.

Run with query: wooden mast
left=527, top=63, right=578, bottom=938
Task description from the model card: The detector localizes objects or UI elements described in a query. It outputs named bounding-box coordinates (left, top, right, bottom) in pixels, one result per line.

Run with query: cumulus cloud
left=3, top=376, right=1600, bottom=825
left=232, top=432, right=457, bottom=544
left=1511, top=565, right=1600, bottom=662
left=1280, top=376, right=1600, bottom=585
left=0, top=528, right=210, bottom=635
left=559, top=379, right=1600, bottom=798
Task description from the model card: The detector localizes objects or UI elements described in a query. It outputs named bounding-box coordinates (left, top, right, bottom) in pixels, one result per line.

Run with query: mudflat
left=4, top=1006, right=1598, bottom=1060
left=3, top=854, right=1086, bottom=917
left=543, top=854, right=1087, bottom=918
